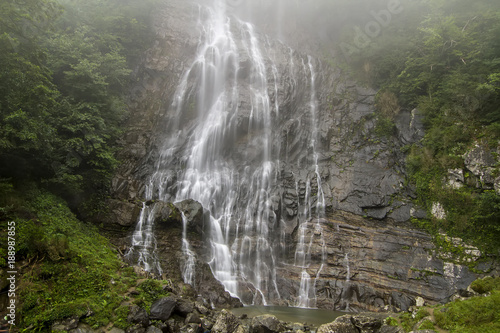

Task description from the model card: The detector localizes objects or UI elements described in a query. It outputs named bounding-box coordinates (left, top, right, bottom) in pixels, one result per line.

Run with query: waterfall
left=127, top=0, right=328, bottom=307
left=293, top=56, right=327, bottom=309
left=126, top=198, right=163, bottom=276
left=181, top=212, right=196, bottom=285
left=344, top=253, right=351, bottom=311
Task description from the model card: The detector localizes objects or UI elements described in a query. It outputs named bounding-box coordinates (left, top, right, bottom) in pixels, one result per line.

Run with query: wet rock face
left=278, top=213, right=478, bottom=311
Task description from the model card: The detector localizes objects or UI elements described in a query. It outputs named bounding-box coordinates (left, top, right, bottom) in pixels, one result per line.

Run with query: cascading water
left=127, top=0, right=328, bottom=306
left=126, top=0, right=282, bottom=304
left=126, top=201, right=163, bottom=276
left=293, top=56, right=327, bottom=308
left=343, top=253, right=351, bottom=311
left=181, top=212, right=196, bottom=285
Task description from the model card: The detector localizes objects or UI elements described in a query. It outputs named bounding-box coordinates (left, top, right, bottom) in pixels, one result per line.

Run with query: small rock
left=126, top=324, right=146, bottom=333
left=52, top=316, right=79, bottom=332
left=69, top=323, right=96, bottom=333
left=415, top=297, right=425, bottom=307
left=145, top=326, right=162, bottom=333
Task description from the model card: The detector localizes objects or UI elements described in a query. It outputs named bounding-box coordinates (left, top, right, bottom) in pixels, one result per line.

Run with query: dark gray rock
left=153, top=201, right=182, bottom=228
left=150, top=297, right=177, bottom=321
left=185, top=312, right=202, bottom=324
left=174, top=199, right=206, bottom=235
left=390, top=292, right=414, bottom=312
left=128, top=305, right=149, bottom=327
left=145, top=326, right=163, bottom=333
left=106, top=199, right=142, bottom=228
left=176, top=299, right=195, bottom=316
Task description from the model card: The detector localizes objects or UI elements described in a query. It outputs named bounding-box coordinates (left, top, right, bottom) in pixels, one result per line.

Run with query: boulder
left=174, top=199, right=205, bottom=234
left=211, top=309, right=241, bottom=333
left=107, top=199, right=142, bottom=227
left=250, top=314, right=282, bottom=333
left=351, top=315, right=383, bottom=333
left=317, top=320, right=358, bottom=333
left=150, top=296, right=177, bottom=321
left=153, top=201, right=182, bottom=228
left=128, top=305, right=149, bottom=327
left=176, top=299, right=195, bottom=316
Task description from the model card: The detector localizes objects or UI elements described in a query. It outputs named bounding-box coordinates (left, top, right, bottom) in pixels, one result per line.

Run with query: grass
left=391, top=276, right=500, bottom=333
left=434, top=290, right=500, bottom=333
left=0, top=187, right=139, bottom=331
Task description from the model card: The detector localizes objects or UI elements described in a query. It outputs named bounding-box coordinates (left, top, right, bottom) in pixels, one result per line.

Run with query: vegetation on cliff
left=337, top=0, right=500, bottom=254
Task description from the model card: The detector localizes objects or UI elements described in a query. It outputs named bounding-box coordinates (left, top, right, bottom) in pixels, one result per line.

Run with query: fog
left=187, top=0, right=500, bottom=59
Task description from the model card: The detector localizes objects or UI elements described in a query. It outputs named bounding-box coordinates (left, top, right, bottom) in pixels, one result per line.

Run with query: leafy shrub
left=384, top=317, right=399, bottom=326
left=470, top=276, right=500, bottom=294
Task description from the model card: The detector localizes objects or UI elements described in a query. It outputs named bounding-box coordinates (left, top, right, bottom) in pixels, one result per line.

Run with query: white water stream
left=127, top=0, right=330, bottom=307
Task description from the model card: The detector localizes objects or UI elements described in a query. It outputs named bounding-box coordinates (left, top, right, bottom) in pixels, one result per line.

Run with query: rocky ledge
left=51, top=292, right=401, bottom=333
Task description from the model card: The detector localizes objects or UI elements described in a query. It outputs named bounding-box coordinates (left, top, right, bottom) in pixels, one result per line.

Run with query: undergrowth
left=0, top=187, right=138, bottom=331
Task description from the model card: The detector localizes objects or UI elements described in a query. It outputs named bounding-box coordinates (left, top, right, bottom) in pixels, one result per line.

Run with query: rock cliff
left=105, top=0, right=492, bottom=312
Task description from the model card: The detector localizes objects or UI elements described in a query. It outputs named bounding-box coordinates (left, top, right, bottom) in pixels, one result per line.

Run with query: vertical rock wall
left=106, top=0, right=488, bottom=311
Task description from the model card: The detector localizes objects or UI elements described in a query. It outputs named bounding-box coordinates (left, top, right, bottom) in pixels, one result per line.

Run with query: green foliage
left=470, top=276, right=500, bottom=294
left=399, top=308, right=430, bottom=332
left=16, top=190, right=138, bottom=331
left=434, top=291, right=500, bottom=332
left=0, top=0, right=159, bottom=204
left=418, top=319, right=435, bottom=330
left=133, top=279, right=170, bottom=311
left=384, top=316, right=398, bottom=326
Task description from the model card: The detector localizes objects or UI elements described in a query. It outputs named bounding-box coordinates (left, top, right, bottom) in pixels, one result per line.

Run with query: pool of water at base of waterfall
left=230, top=305, right=346, bottom=328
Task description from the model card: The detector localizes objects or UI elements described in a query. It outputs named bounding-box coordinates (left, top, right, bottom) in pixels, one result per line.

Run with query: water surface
left=230, top=305, right=345, bottom=328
